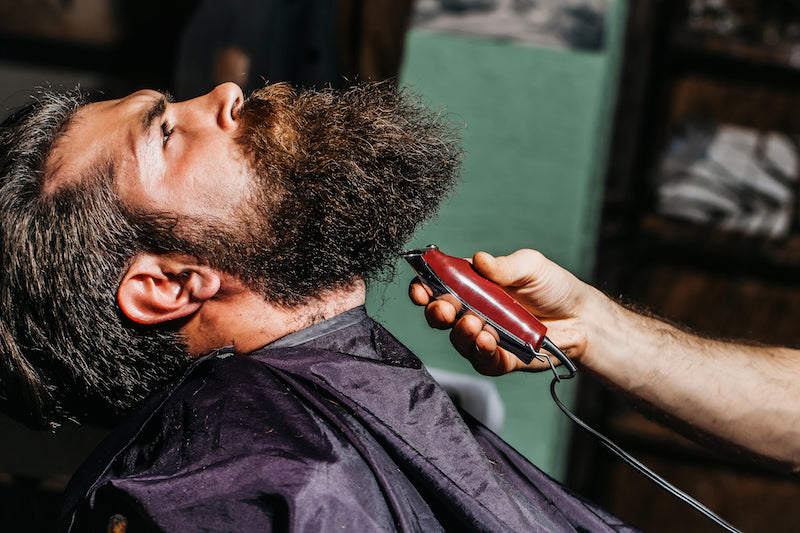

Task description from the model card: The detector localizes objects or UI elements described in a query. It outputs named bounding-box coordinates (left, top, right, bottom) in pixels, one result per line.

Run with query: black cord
left=540, top=343, right=743, bottom=533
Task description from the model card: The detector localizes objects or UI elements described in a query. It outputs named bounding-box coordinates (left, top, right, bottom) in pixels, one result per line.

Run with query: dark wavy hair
left=0, top=89, right=189, bottom=429
left=0, top=82, right=462, bottom=429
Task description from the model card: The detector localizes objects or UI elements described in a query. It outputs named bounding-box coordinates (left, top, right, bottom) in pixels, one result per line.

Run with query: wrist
left=570, top=286, right=627, bottom=373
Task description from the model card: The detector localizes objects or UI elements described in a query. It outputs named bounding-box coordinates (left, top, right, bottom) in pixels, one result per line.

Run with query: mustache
left=236, top=83, right=303, bottom=171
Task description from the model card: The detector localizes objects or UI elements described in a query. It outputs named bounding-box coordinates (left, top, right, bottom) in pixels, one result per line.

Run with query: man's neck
left=179, top=279, right=367, bottom=356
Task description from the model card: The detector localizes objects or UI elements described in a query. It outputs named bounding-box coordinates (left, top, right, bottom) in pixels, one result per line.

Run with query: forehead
left=43, top=90, right=164, bottom=196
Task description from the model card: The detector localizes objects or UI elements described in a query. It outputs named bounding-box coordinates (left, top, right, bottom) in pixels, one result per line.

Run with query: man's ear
left=117, top=253, right=222, bottom=325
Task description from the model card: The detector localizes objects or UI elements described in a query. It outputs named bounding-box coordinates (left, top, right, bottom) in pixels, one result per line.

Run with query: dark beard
left=130, top=81, right=463, bottom=306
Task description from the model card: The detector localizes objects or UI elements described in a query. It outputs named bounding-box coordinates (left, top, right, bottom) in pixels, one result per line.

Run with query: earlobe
left=117, top=254, right=221, bottom=325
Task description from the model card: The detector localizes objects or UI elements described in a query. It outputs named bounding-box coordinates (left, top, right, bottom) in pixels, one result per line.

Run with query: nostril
left=231, top=97, right=242, bottom=121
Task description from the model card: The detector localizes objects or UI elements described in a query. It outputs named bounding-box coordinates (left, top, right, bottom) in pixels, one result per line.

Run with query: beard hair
left=130, top=81, right=463, bottom=307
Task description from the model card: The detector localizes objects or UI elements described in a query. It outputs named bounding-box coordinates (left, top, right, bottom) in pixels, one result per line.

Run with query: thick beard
left=131, top=81, right=463, bottom=307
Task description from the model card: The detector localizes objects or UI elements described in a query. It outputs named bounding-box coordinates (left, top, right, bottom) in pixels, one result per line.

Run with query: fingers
left=463, top=333, right=523, bottom=376
left=409, top=280, right=464, bottom=330
left=424, top=296, right=460, bottom=330
left=409, top=280, right=432, bottom=306
left=449, top=316, right=503, bottom=375
left=447, top=316, right=520, bottom=376
left=448, top=314, right=486, bottom=355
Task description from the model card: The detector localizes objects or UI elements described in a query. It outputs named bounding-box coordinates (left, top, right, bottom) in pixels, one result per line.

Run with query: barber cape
left=60, top=307, right=636, bottom=532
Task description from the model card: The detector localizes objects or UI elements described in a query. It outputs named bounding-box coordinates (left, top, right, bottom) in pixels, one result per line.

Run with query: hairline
left=39, top=109, right=116, bottom=199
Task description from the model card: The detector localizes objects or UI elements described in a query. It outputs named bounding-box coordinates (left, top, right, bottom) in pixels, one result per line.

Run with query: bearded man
left=0, top=82, right=633, bottom=532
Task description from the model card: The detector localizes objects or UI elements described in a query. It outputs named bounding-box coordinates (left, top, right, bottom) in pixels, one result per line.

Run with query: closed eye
left=140, top=90, right=175, bottom=148
left=161, top=121, right=173, bottom=147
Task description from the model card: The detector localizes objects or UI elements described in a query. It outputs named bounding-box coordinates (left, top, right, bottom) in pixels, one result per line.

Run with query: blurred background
left=1, top=0, right=800, bottom=531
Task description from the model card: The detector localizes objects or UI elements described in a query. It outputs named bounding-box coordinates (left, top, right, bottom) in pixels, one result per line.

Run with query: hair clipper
left=402, top=244, right=576, bottom=375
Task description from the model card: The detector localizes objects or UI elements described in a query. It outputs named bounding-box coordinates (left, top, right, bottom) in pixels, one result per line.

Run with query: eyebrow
left=140, top=90, right=174, bottom=134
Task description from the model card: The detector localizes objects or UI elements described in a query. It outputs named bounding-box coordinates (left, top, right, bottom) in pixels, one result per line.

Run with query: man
left=411, top=248, right=800, bottom=472
left=0, top=81, right=633, bottom=531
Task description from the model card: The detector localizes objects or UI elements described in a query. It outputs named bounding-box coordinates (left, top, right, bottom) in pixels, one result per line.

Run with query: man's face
left=44, top=80, right=461, bottom=307
left=46, top=82, right=254, bottom=219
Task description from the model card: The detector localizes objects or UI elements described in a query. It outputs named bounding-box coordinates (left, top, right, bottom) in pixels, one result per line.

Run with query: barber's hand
left=409, top=249, right=590, bottom=376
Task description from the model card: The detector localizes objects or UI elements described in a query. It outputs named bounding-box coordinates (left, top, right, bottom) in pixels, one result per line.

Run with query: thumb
left=472, top=249, right=542, bottom=288
left=471, top=251, right=504, bottom=285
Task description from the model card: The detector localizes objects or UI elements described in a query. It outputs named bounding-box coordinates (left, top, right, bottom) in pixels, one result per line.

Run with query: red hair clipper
left=403, top=244, right=576, bottom=375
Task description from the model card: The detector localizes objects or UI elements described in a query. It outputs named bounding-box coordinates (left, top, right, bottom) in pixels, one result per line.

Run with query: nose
left=206, top=82, right=244, bottom=131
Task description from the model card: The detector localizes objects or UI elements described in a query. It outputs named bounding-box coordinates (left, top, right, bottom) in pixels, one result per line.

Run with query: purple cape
left=60, top=311, right=636, bottom=532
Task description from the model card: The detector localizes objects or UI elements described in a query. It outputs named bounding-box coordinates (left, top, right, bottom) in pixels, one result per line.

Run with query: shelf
left=634, top=214, right=800, bottom=281
left=658, top=28, right=800, bottom=90
left=672, top=28, right=800, bottom=72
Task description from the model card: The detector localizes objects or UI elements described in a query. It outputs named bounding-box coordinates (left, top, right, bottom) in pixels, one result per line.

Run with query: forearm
left=575, top=288, right=800, bottom=471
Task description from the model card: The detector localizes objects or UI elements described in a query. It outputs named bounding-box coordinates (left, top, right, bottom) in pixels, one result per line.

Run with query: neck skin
left=180, top=276, right=367, bottom=356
